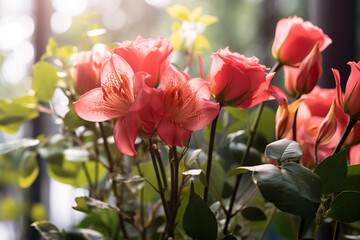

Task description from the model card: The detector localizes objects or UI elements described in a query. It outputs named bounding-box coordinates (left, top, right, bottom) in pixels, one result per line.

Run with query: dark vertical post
left=28, top=0, right=54, bottom=239
left=309, top=0, right=357, bottom=89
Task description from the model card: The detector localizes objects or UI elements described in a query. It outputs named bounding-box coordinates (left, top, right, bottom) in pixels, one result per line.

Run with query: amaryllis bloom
left=272, top=16, right=332, bottom=66
left=284, top=87, right=348, bottom=168
left=157, top=66, right=219, bottom=147
left=284, top=43, right=322, bottom=99
left=333, top=61, right=360, bottom=119
left=207, top=47, right=278, bottom=109
left=74, top=54, right=156, bottom=156
left=71, top=47, right=111, bottom=94
left=113, top=36, right=173, bottom=88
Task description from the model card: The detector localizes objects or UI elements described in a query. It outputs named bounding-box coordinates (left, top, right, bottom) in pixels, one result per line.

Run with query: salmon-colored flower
left=288, top=87, right=348, bottom=167
left=333, top=61, right=360, bottom=119
left=113, top=36, right=173, bottom=88
left=284, top=43, right=322, bottom=98
left=272, top=16, right=331, bottom=66
left=207, top=47, right=278, bottom=109
left=71, top=47, right=111, bottom=94
left=158, top=66, right=219, bottom=147
left=74, top=54, right=156, bottom=156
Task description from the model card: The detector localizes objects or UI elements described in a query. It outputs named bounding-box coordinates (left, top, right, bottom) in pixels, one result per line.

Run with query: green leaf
left=229, top=142, right=262, bottom=166
left=336, top=164, right=360, bottom=192
left=0, top=196, right=24, bottom=220
left=47, top=159, right=107, bottom=187
left=41, top=38, right=75, bottom=61
left=227, top=164, right=273, bottom=177
left=131, top=161, right=159, bottom=204
left=327, top=191, right=360, bottom=223
left=237, top=163, right=321, bottom=217
left=64, top=147, right=90, bottom=162
left=0, top=138, right=39, bottom=155
left=222, top=235, right=237, bottom=240
left=250, top=106, right=275, bottom=144
left=63, top=104, right=87, bottom=130
left=241, top=206, right=267, bottom=221
left=73, top=196, right=119, bottom=214
left=0, top=95, right=39, bottom=133
left=224, top=106, right=248, bottom=120
left=314, top=149, right=348, bottom=194
left=30, top=203, right=48, bottom=222
left=31, top=221, right=65, bottom=240
left=265, top=139, right=303, bottom=162
left=18, top=150, right=39, bottom=188
left=66, top=229, right=105, bottom=240
left=32, top=62, right=60, bottom=101
left=183, top=182, right=218, bottom=240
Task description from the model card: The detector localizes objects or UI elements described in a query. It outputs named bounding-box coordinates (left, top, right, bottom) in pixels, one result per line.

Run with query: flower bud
left=333, top=61, right=360, bottom=119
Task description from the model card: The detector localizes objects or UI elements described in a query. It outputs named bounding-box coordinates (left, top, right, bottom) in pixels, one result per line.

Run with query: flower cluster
left=73, top=36, right=220, bottom=156
left=273, top=16, right=360, bottom=167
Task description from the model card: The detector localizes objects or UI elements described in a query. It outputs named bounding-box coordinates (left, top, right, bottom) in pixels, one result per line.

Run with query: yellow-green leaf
left=18, top=150, right=39, bottom=188
left=32, top=62, right=60, bottom=102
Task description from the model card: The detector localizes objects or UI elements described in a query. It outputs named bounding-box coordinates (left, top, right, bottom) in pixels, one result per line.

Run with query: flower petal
left=158, top=116, right=193, bottom=147
left=101, top=54, right=134, bottom=91
left=332, top=68, right=344, bottom=108
left=113, top=112, right=139, bottom=156
left=182, top=99, right=220, bottom=131
left=74, top=88, right=124, bottom=122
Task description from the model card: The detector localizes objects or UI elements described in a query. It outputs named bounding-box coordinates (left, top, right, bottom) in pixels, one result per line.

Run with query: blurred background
left=0, top=0, right=358, bottom=239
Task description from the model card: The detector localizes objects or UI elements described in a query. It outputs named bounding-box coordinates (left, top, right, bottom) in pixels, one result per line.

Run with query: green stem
left=314, top=142, right=319, bottom=165
left=99, top=122, right=128, bottom=240
left=81, top=162, right=93, bottom=191
left=99, top=122, right=113, bottom=167
left=154, top=144, right=168, bottom=189
left=224, top=102, right=265, bottom=234
left=297, top=218, right=306, bottom=240
left=292, top=108, right=299, bottom=141
left=260, top=207, right=277, bottom=240
left=149, top=139, right=171, bottom=231
left=333, top=221, right=340, bottom=240
left=168, top=146, right=180, bottom=238
left=333, top=117, right=358, bottom=154
left=203, top=104, right=222, bottom=202
left=223, top=61, right=282, bottom=235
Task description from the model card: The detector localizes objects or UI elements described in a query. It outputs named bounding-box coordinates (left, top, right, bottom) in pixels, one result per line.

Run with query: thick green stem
left=203, top=104, right=222, bottom=202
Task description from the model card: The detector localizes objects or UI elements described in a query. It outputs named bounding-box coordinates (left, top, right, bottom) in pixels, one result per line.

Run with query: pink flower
left=74, top=54, right=156, bottom=156
left=113, top=36, right=173, bottom=88
left=349, top=144, right=360, bottom=165
left=157, top=66, right=220, bottom=147
left=284, top=43, right=322, bottom=98
left=286, top=87, right=348, bottom=167
left=333, top=61, right=360, bottom=118
left=71, top=47, right=111, bottom=94
left=207, top=47, right=278, bottom=109
left=272, top=16, right=331, bottom=66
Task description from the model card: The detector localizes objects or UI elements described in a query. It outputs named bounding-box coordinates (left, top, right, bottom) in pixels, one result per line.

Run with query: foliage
left=0, top=3, right=360, bottom=240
